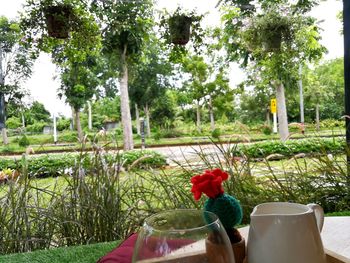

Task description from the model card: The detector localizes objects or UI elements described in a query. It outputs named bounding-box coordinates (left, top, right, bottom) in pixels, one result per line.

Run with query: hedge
left=0, top=150, right=167, bottom=178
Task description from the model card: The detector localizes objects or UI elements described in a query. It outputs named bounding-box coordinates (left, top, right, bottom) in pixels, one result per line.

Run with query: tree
left=92, top=0, right=154, bottom=150
left=129, top=37, right=172, bottom=136
left=222, top=1, right=326, bottom=141
left=182, top=55, right=209, bottom=133
left=303, top=58, right=344, bottom=122
left=59, top=58, right=100, bottom=140
left=0, top=16, right=33, bottom=144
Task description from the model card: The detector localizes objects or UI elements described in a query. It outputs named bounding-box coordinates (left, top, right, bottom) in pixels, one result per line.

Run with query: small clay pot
left=205, top=237, right=246, bottom=263
left=232, top=237, right=246, bottom=263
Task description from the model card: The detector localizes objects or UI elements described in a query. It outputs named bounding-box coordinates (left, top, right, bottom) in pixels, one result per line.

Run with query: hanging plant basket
left=44, top=5, right=72, bottom=39
left=168, top=15, right=192, bottom=45
left=263, top=30, right=282, bottom=52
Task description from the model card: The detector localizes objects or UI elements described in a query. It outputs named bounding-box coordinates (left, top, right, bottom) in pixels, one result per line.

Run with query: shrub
left=261, top=125, right=272, bottom=135
left=26, top=122, right=49, bottom=133
left=58, top=131, right=78, bottom=143
left=211, top=128, right=221, bottom=139
left=121, top=150, right=167, bottom=169
left=18, top=135, right=30, bottom=147
left=319, top=119, right=345, bottom=129
left=160, top=129, right=183, bottom=138
left=0, top=150, right=167, bottom=178
left=6, top=117, right=22, bottom=129
left=232, top=138, right=345, bottom=159
left=57, top=118, right=71, bottom=131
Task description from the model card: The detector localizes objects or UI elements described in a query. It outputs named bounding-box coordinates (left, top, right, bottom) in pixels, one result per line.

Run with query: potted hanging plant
left=43, top=3, right=73, bottom=39
left=160, top=7, right=204, bottom=46
left=241, top=9, right=294, bottom=53
left=191, top=168, right=245, bottom=263
left=168, top=14, right=192, bottom=45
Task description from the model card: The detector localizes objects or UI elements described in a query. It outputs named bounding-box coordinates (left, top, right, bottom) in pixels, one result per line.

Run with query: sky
left=0, top=0, right=344, bottom=117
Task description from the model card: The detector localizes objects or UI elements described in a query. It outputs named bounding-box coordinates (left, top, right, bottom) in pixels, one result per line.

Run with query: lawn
left=0, top=241, right=119, bottom=263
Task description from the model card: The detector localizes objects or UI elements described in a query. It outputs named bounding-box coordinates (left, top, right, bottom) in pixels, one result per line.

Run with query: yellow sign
left=270, top=99, right=277, bottom=114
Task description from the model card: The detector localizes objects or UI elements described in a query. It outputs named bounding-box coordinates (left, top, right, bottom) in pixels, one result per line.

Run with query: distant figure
left=97, top=128, right=107, bottom=141
left=25, top=147, right=35, bottom=155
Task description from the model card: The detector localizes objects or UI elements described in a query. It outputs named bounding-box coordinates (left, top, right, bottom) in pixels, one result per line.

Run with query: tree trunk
left=75, top=108, right=84, bottom=142
left=21, top=111, right=25, bottom=128
left=87, top=101, right=92, bottom=130
left=273, top=81, right=289, bottom=141
left=144, top=104, right=151, bottom=137
left=119, top=44, right=134, bottom=151
left=135, top=103, right=140, bottom=135
left=71, top=106, right=76, bottom=130
left=1, top=129, right=9, bottom=145
left=316, top=102, right=320, bottom=132
left=266, top=106, right=271, bottom=126
left=0, top=48, right=8, bottom=145
left=196, top=100, right=201, bottom=133
left=209, top=95, right=215, bottom=131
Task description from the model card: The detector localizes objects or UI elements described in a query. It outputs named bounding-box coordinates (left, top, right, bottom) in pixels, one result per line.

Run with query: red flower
left=190, top=168, right=229, bottom=200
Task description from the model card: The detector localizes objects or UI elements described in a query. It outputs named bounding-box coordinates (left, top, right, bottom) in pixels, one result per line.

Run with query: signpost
left=270, top=98, right=277, bottom=133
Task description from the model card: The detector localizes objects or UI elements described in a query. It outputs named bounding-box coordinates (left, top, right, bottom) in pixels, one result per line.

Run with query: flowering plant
left=191, top=168, right=243, bottom=243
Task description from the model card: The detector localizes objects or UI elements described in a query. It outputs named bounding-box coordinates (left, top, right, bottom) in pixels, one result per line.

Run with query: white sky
left=0, top=0, right=344, bottom=117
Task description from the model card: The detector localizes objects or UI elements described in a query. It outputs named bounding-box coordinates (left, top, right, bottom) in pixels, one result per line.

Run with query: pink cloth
left=97, top=234, right=194, bottom=263
left=97, top=234, right=138, bottom=263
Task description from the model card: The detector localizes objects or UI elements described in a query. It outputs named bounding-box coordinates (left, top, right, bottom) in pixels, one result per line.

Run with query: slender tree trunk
left=135, top=103, right=140, bottom=135
left=0, top=48, right=8, bottom=145
left=1, top=129, right=8, bottom=145
left=119, top=45, right=134, bottom=150
left=196, top=100, right=201, bottom=133
left=87, top=101, right=92, bottom=130
left=21, top=111, right=25, bottom=128
left=273, top=80, right=289, bottom=141
left=209, top=96, right=215, bottom=131
left=316, top=102, right=320, bottom=132
left=71, top=106, right=76, bottom=130
left=144, top=104, right=151, bottom=137
left=75, top=108, right=83, bottom=142
left=266, top=106, right=271, bottom=126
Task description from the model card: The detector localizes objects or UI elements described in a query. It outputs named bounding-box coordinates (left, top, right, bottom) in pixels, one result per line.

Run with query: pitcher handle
left=307, top=203, right=324, bottom=232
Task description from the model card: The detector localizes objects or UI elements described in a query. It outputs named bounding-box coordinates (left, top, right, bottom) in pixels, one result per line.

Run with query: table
left=137, top=216, right=350, bottom=263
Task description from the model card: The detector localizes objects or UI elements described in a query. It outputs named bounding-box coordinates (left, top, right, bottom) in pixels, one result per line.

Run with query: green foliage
left=233, top=138, right=345, bottom=158
left=319, top=119, right=345, bottom=129
left=6, top=117, right=22, bottom=129
left=18, top=135, right=30, bottom=147
left=57, top=117, right=71, bottom=131
left=121, top=150, right=167, bottom=169
left=0, top=150, right=167, bottom=178
left=58, top=130, right=78, bottom=142
left=26, top=121, right=49, bottom=133
left=211, top=128, right=221, bottom=139
left=261, top=125, right=272, bottom=135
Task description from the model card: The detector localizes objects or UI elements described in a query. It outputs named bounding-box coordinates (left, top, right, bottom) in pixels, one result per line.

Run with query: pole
left=273, top=113, right=278, bottom=133
left=298, top=64, right=305, bottom=134
left=53, top=113, right=57, bottom=144
left=343, top=0, right=350, bottom=195
left=87, top=101, right=92, bottom=130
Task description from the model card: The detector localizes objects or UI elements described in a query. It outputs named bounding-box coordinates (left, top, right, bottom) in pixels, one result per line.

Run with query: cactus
left=191, top=168, right=243, bottom=243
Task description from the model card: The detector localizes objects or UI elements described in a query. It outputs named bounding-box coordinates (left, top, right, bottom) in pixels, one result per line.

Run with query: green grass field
left=0, top=241, right=119, bottom=263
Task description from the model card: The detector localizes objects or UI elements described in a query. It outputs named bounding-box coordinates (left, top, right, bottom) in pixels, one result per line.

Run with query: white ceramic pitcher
left=247, top=202, right=327, bottom=263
